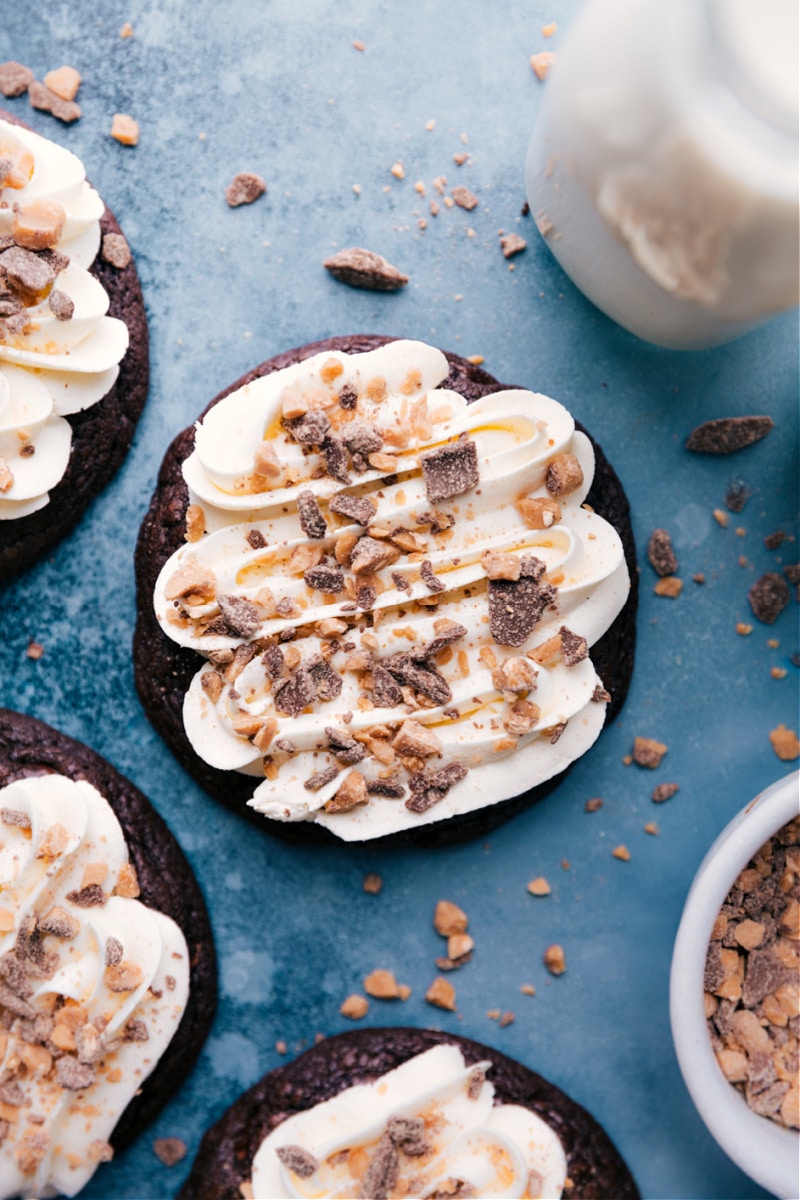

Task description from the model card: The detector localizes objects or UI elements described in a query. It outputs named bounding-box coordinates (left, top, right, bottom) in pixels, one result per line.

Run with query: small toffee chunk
left=217, top=594, right=260, bottom=638
left=487, top=555, right=557, bottom=647
left=276, top=1144, right=318, bottom=1179
left=323, top=247, right=409, bottom=292
left=647, top=529, right=678, bottom=577
left=419, top=559, right=444, bottom=594
left=296, top=490, right=327, bottom=539
left=386, top=1114, right=430, bottom=1156
left=273, top=668, right=316, bottom=717
left=225, top=172, right=266, bottom=208
left=359, top=1133, right=399, bottom=1200
left=372, top=664, right=404, bottom=707
left=329, top=492, right=378, bottom=526
left=559, top=626, right=588, bottom=666
left=749, top=572, right=790, bottom=625
left=686, top=415, right=774, bottom=454
left=291, top=409, right=331, bottom=446
left=307, top=657, right=343, bottom=702
left=421, top=438, right=479, bottom=503
left=304, top=563, right=344, bottom=594
left=304, top=763, right=339, bottom=792
left=322, top=435, right=351, bottom=484
left=406, top=762, right=468, bottom=813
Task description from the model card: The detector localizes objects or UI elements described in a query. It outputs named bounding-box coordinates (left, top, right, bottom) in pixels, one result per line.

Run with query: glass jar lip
left=704, top=0, right=798, bottom=136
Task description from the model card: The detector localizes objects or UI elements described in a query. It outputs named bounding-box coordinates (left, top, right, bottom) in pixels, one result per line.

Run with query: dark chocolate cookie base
left=134, top=334, right=638, bottom=848
left=0, top=108, right=149, bottom=583
left=179, top=1026, right=640, bottom=1200
left=0, top=708, right=216, bottom=1154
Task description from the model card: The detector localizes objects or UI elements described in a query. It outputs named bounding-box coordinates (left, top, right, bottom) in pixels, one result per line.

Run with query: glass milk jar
left=525, top=0, right=799, bottom=349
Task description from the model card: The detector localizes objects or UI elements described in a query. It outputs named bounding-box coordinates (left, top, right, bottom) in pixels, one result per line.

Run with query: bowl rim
left=669, top=770, right=799, bottom=1200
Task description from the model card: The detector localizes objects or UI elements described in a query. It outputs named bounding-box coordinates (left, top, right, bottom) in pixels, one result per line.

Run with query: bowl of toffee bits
left=670, top=771, right=800, bottom=1200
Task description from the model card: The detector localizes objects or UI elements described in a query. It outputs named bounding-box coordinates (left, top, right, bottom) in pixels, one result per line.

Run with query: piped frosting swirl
left=251, top=1043, right=567, bottom=1199
left=0, top=774, right=188, bottom=1198
left=153, top=340, right=630, bottom=841
left=0, top=118, right=129, bottom=519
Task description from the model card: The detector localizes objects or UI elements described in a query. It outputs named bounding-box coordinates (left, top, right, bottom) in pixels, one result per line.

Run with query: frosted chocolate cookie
left=0, top=111, right=148, bottom=580
left=0, top=709, right=216, bottom=1196
left=179, top=1027, right=640, bottom=1200
left=135, top=335, right=637, bottom=846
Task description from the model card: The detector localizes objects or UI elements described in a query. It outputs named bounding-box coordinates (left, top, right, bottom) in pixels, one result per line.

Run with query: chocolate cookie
left=134, top=335, right=637, bottom=847
left=0, top=708, right=216, bottom=1157
left=0, top=109, right=149, bottom=581
left=179, top=1026, right=640, bottom=1200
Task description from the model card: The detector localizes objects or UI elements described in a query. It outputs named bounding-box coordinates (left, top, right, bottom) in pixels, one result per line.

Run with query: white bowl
left=670, top=771, right=800, bottom=1199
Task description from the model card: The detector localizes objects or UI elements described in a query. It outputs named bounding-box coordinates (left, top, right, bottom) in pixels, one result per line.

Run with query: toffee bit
left=372, top=664, right=404, bottom=707
left=65, top=883, right=106, bottom=908
left=225, top=172, right=266, bottom=207
left=419, top=559, right=445, bottom=593
left=0, top=61, right=34, bottom=98
left=366, top=778, right=406, bottom=799
left=466, top=1065, right=485, bottom=1099
left=338, top=383, right=359, bottom=410
left=101, top=232, right=132, bottom=269
left=359, top=1134, right=399, bottom=1200
left=652, top=782, right=680, bottom=803
left=500, top=233, right=527, bottom=258
left=304, top=563, right=344, bottom=593
left=329, top=491, right=378, bottom=525
left=421, top=439, right=479, bottom=503
left=558, top=626, right=588, bottom=665
left=591, top=684, right=612, bottom=703
left=647, top=528, right=678, bottom=577
left=451, top=185, right=478, bottom=210
left=217, top=594, right=260, bottom=638
left=56, top=1056, right=96, bottom=1090
left=322, top=435, right=351, bottom=484
left=632, top=736, right=668, bottom=768
left=296, top=490, right=328, bottom=539
left=1, top=807, right=31, bottom=828
left=323, top=246, right=409, bottom=292
left=391, top=570, right=410, bottom=591
left=273, top=668, right=316, bottom=717
left=749, top=573, right=790, bottom=625
left=386, top=1114, right=430, bottom=1156
left=276, top=1145, right=318, bottom=1179
left=488, top=566, right=556, bottom=647
left=153, top=1137, right=188, bottom=1167
left=686, top=415, right=774, bottom=454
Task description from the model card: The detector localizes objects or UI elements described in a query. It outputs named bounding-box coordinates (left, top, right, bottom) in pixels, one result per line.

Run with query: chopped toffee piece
left=632, top=736, right=668, bottom=768
left=304, top=764, right=340, bottom=791
left=307, top=657, right=344, bottom=702
left=749, top=572, right=790, bottom=625
left=545, top=453, right=584, bottom=497
left=296, top=490, right=328, bottom=539
left=652, top=782, right=680, bottom=803
left=647, top=529, right=679, bottom=577
left=225, top=172, right=267, bottom=207
left=419, top=559, right=445, bottom=593
left=217, top=594, right=260, bottom=638
left=275, top=1145, right=319, bottom=1178
left=303, top=563, right=344, bottom=593
left=322, top=436, right=351, bottom=484
left=421, top=439, right=479, bottom=503
left=487, top=556, right=556, bottom=647
left=323, top=247, right=409, bottom=292
left=329, top=492, right=378, bottom=525
left=153, top=1136, right=188, bottom=1166
left=273, top=668, right=317, bottom=717
left=686, top=415, right=774, bottom=454
left=559, top=626, right=588, bottom=665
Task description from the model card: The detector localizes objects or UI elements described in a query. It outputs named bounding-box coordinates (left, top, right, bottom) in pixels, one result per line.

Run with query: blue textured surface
left=0, top=3, right=798, bottom=1198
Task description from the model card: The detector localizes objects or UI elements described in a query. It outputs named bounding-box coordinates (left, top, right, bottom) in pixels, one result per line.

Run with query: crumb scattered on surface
left=225, top=172, right=266, bottom=207
left=633, top=736, right=668, bottom=768
left=362, top=871, right=383, bottom=894
left=364, top=969, right=402, bottom=999
left=153, top=1138, right=187, bottom=1167
left=340, top=994, right=369, bottom=1019
left=527, top=876, right=551, bottom=896
left=652, top=782, right=679, bottom=804
left=425, top=976, right=456, bottom=1011
left=644, top=822, right=660, bottom=836
left=520, top=983, right=536, bottom=996
left=648, top=528, right=678, bottom=577
left=0, top=60, right=34, bottom=97
left=26, top=641, right=44, bottom=660
left=585, top=796, right=603, bottom=812
left=686, top=415, right=774, bottom=454
left=613, top=844, right=631, bottom=861
left=654, top=576, right=683, bottom=598
left=713, top=508, right=729, bottom=528
left=769, top=725, right=799, bottom=761
left=43, top=66, right=81, bottom=101
left=499, top=233, right=526, bottom=259
left=323, top=247, right=408, bottom=291
left=749, top=573, right=791, bottom=625
left=110, top=112, right=139, bottom=145
left=433, top=899, right=468, bottom=936
left=543, top=944, right=566, bottom=976
left=451, top=185, right=478, bottom=211
left=120, top=22, right=134, bottom=37
left=530, top=51, right=556, bottom=80
left=101, top=232, right=132, bottom=269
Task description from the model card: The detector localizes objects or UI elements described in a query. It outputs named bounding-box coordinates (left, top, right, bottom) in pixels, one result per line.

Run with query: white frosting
left=153, top=340, right=629, bottom=841
left=252, top=1044, right=567, bottom=1199
left=0, top=774, right=189, bottom=1198
left=0, top=118, right=129, bottom=520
